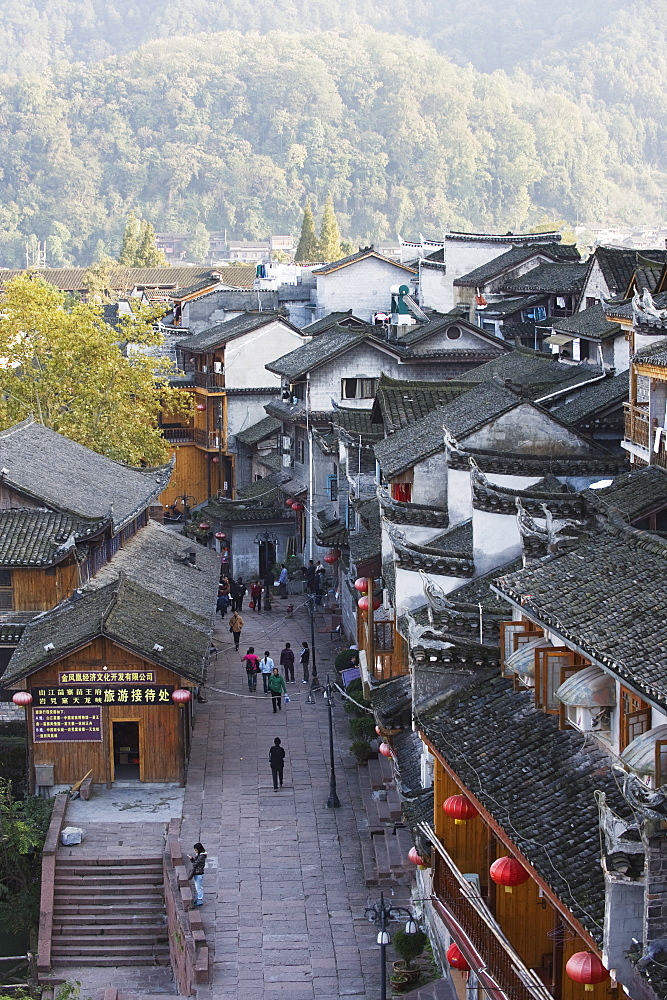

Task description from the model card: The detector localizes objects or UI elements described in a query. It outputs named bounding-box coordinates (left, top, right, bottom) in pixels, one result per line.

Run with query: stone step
left=53, top=911, right=165, bottom=926
left=52, top=953, right=170, bottom=968
left=360, top=833, right=379, bottom=888
left=52, top=930, right=168, bottom=946
left=54, top=900, right=164, bottom=914
left=51, top=942, right=170, bottom=959
left=53, top=919, right=166, bottom=935
left=371, top=832, right=391, bottom=880
left=54, top=885, right=164, bottom=897
left=55, top=873, right=163, bottom=886
left=56, top=864, right=163, bottom=877
left=57, top=857, right=162, bottom=867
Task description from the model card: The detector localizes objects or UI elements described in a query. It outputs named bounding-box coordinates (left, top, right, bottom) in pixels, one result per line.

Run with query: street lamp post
left=365, top=893, right=418, bottom=1000
left=324, top=674, right=341, bottom=809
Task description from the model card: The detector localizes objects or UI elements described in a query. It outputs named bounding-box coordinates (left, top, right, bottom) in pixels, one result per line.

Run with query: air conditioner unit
left=281, top=436, right=291, bottom=451
left=463, top=873, right=481, bottom=895
left=282, top=453, right=291, bottom=467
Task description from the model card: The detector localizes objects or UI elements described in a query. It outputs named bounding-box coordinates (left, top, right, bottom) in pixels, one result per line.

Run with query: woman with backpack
left=242, top=646, right=259, bottom=692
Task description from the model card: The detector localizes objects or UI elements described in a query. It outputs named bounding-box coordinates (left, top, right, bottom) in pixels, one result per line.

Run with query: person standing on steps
left=188, top=843, right=207, bottom=906
left=268, top=666, right=287, bottom=713
left=280, top=641, right=295, bottom=683
left=242, top=647, right=259, bottom=691
left=250, top=580, right=262, bottom=612
left=228, top=609, right=244, bottom=651
left=259, top=650, right=274, bottom=694
left=300, top=641, right=310, bottom=684
left=269, top=737, right=286, bottom=791
left=278, top=563, right=289, bottom=598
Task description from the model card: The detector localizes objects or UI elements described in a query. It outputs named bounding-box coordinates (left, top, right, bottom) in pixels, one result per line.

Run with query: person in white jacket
left=259, top=651, right=274, bottom=694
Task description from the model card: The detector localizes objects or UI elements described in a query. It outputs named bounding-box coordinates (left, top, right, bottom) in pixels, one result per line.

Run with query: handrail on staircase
left=37, top=793, right=69, bottom=974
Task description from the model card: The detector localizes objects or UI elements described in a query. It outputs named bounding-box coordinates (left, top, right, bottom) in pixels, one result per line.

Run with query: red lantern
left=378, top=742, right=393, bottom=758
left=12, top=691, right=32, bottom=707
left=354, top=577, right=368, bottom=593
left=323, top=549, right=340, bottom=564
left=291, top=503, right=304, bottom=512
left=199, top=522, right=210, bottom=531
left=446, top=943, right=470, bottom=972
left=215, top=531, right=225, bottom=539
left=408, top=846, right=425, bottom=866
left=565, top=952, right=609, bottom=991
left=212, top=456, right=219, bottom=463
left=171, top=689, right=192, bottom=705
left=490, top=856, right=529, bottom=893
left=285, top=498, right=295, bottom=507
left=358, top=595, right=381, bottom=612
left=443, top=794, right=478, bottom=825
left=196, top=403, right=206, bottom=411
left=375, top=725, right=382, bottom=736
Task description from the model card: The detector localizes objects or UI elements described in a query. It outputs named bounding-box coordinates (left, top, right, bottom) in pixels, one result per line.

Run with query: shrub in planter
left=350, top=739, right=375, bottom=764
left=393, top=928, right=427, bottom=969
left=335, top=648, right=359, bottom=671
left=346, top=678, right=364, bottom=697
left=389, top=973, right=411, bottom=993
left=349, top=715, right=377, bottom=741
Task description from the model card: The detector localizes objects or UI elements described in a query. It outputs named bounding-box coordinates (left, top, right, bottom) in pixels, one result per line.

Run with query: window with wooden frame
left=499, top=620, right=541, bottom=678
left=655, top=740, right=667, bottom=788
left=558, top=660, right=590, bottom=730
left=620, top=687, right=651, bottom=751
left=534, top=647, right=587, bottom=714
left=0, top=571, right=13, bottom=610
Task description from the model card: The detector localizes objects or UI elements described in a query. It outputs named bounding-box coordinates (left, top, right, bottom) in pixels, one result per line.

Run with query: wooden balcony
left=423, top=828, right=553, bottom=1000
left=194, top=371, right=225, bottom=392
left=194, top=429, right=224, bottom=451
left=623, top=402, right=650, bottom=451
left=161, top=426, right=195, bottom=444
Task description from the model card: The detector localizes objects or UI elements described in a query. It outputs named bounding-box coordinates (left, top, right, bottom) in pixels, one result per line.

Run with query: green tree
left=46, top=223, right=73, bottom=267
left=0, top=274, right=191, bottom=466
left=135, top=220, right=167, bottom=266
left=0, top=779, right=52, bottom=938
left=119, top=211, right=141, bottom=265
left=186, top=223, right=210, bottom=264
left=83, top=255, right=117, bottom=303
left=317, top=194, right=342, bottom=261
left=294, top=201, right=318, bottom=262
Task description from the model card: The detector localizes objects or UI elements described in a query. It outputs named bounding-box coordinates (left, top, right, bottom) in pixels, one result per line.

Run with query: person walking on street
left=259, top=650, right=274, bottom=694
left=242, top=647, right=259, bottom=691
left=216, top=590, right=229, bottom=618
left=263, top=569, right=274, bottom=612
left=229, top=578, right=240, bottom=612
left=280, top=642, right=295, bottom=683
left=228, top=610, right=244, bottom=651
left=250, top=580, right=262, bottom=612
left=314, top=560, right=326, bottom=604
left=236, top=578, right=247, bottom=611
left=188, top=843, right=207, bottom=906
left=305, top=559, right=316, bottom=594
left=269, top=737, right=286, bottom=791
left=268, top=667, right=287, bottom=713
left=278, top=563, right=289, bottom=598
left=300, top=641, right=310, bottom=683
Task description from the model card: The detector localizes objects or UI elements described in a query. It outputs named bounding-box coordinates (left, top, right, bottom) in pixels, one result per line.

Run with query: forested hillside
left=0, top=2, right=665, bottom=265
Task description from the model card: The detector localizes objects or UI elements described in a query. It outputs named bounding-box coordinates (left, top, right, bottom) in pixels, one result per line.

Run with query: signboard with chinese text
left=32, top=686, right=174, bottom=707
left=58, top=669, right=156, bottom=684
left=33, top=706, right=102, bottom=742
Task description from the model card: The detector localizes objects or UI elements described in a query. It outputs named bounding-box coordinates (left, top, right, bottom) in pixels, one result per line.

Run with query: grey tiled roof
left=452, top=350, right=600, bottom=393
left=333, top=406, right=383, bottom=441
left=0, top=509, right=107, bottom=567
left=4, top=574, right=212, bottom=686
left=372, top=374, right=470, bottom=433
left=266, top=326, right=372, bottom=379
left=583, top=466, right=667, bottom=522
left=453, top=244, right=579, bottom=287
left=500, top=262, right=585, bottom=294
left=301, top=311, right=365, bottom=335
left=550, top=303, right=621, bottom=341
left=311, top=249, right=416, bottom=276
left=0, top=419, right=172, bottom=531
left=554, top=371, right=629, bottom=426
left=593, top=247, right=667, bottom=298
left=0, top=266, right=215, bottom=293
left=235, top=415, right=282, bottom=446
left=633, top=336, right=667, bottom=367
left=419, top=673, right=631, bottom=944
left=480, top=294, right=546, bottom=317
left=495, top=526, right=667, bottom=706
left=348, top=526, right=381, bottom=565
left=178, top=312, right=298, bottom=352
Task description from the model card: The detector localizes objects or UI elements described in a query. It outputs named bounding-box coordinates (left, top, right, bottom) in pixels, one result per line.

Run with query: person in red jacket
left=242, top=647, right=259, bottom=691
left=250, top=580, right=263, bottom=612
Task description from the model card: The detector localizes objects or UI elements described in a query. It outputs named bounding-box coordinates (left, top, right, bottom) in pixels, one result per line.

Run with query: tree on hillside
left=135, top=220, right=167, bottom=266
left=318, top=194, right=342, bottom=262
left=294, top=201, right=318, bottom=262
left=119, top=211, right=141, bottom=265
left=186, top=223, right=210, bottom=263
left=0, top=275, right=191, bottom=466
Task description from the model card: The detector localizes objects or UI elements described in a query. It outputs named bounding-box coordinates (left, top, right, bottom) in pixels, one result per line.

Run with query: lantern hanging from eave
left=212, top=456, right=219, bottom=463
left=375, top=725, right=382, bottom=736
left=172, top=689, right=192, bottom=705
left=285, top=498, right=295, bottom=507
left=565, top=952, right=609, bottom=991
left=215, top=531, right=226, bottom=540
left=354, top=577, right=368, bottom=593
left=12, top=691, right=32, bottom=707
left=358, top=595, right=381, bottom=612
left=446, top=943, right=470, bottom=972
left=443, top=794, right=478, bottom=825
left=291, top=503, right=304, bottom=512
left=378, top=742, right=393, bottom=758
left=407, top=846, right=425, bottom=866
left=198, top=522, right=210, bottom=531
left=196, top=403, right=206, bottom=411
left=489, top=856, right=529, bottom=893
left=323, top=549, right=340, bottom=564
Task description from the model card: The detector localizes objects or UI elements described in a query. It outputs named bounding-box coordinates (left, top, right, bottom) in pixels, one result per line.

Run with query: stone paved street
left=181, top=595, right=401, bottom=1000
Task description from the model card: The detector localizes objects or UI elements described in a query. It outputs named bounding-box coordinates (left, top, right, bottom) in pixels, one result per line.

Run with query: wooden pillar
left=366, top=577, right=375, bottom=681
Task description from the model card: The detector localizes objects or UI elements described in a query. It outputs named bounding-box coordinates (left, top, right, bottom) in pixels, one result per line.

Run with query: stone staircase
left=358, top=752, right=414, bottom=887
left=50, top=856, right=169, bottom=968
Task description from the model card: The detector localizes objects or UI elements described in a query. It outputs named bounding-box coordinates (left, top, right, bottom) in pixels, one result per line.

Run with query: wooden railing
left=624, top=403, right=650, bottom=451
left=422, top=826, right=552, bottom=1000
left=193, top=429, right=224, bottom=450
left=194, top=371, right=225, bottom=391
left=162, top=426, right=195, bottom=444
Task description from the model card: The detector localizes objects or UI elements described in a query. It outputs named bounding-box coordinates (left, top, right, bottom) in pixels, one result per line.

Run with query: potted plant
left=392, top=928, right=427, bottom=985
left=350, top=739, right=375, bottom=765
left=349, top=715, right=377, bottom=742
left=389, top=972, right=411, bottom=993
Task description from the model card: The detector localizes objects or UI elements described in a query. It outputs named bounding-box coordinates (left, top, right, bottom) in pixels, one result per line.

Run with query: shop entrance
left=112, top=720, right=141, bottom=780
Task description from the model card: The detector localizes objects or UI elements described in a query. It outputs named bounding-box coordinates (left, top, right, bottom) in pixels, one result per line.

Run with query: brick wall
left=163, top=818, right=210, bottom=993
